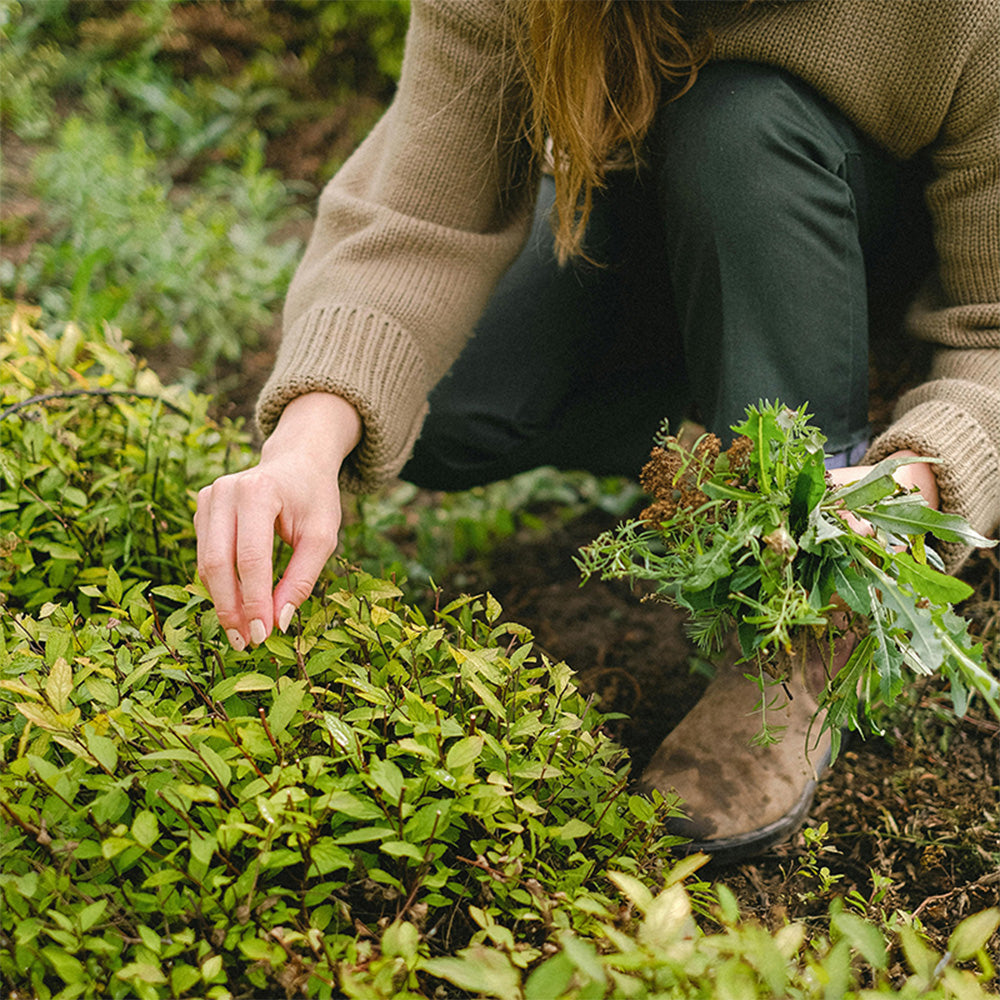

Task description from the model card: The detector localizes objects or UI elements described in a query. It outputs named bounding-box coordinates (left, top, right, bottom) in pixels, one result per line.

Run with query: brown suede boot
left=637, top=631, right=855, bottom=864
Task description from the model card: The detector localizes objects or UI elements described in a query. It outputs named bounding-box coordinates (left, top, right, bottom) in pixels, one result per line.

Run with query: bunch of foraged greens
left=577, top=402, right=998, bottom=751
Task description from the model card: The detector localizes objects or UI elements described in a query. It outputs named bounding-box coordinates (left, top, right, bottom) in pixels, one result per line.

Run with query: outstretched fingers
left=196, top=473, right=280, bottom=650
left=272, top=525, right=341, bottom=634
left=234, top=490, right=281, bottom=645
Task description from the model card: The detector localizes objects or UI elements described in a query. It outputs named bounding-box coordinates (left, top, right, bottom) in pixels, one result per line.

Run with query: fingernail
left=278, top=602, right=296, bottom=633
left=226, top=629, right=246, bottom=652
left=249, top=619, right=268, bottom=646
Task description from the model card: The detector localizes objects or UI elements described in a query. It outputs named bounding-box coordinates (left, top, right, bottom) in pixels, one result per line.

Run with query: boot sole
left=676, top=774, right=819, bottom=865
left=671, top=733, right=840, bottom=866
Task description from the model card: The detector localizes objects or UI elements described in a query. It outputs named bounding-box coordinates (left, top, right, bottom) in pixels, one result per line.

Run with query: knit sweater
left=257, top=0, right=999, bottom=568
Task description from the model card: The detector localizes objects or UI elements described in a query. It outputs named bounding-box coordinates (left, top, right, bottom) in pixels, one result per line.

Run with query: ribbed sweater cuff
left=256, top=305, right=431, bottom=495
left=864, top=399, right=1000, bottom=573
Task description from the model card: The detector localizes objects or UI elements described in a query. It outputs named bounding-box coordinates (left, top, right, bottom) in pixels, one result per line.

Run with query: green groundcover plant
left=2, top=316, right=998, bottom=999
left=578, top=404, right=999, bottom=756
left=0, top=305, right=254, bottom=612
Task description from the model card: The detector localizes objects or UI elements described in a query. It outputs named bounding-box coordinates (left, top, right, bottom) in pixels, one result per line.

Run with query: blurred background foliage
left=0, top=0, right=409, bottom=389
left=1, top=0, right=408, bottom=178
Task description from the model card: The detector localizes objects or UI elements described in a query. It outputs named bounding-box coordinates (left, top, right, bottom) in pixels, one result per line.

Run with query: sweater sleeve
left=255, top=0, right=536, bottom=495
left=865, top=10, right=999, bottom=572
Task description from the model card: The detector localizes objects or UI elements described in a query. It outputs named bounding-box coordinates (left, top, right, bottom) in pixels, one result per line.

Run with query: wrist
left=261, top=392, right=362, bottom=469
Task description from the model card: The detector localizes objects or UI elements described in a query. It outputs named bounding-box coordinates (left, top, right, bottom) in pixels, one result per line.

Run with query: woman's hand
left=195, top=393, right=362, bottom=650
left=826, top=448, right=940, bottom=536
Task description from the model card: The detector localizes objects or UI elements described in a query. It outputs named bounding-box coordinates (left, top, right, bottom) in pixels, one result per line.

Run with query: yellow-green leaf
left=948, top=907, right=1000, bottom=961
left=0, top=680, right=42, bottom=700
left=268, top=679, right=306, bottom=735
left=85, top=730, right=118, bottom=772
left=446, top=735, right=483, bottom=772
left=16, top=701, right=69, bottom=732
left=132, top=810, right=159, bottom=848
left=45, top=657, right=72, bottom=714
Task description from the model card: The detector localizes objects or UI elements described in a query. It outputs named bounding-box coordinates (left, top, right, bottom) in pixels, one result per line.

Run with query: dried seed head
left=694, top=433, right=721, bottom=463
left=725, top=435, right=753, bottom=474
left=692, top=433, right=721, bottom=485
left=640, top=499, right=678, bottom=524
left=678, top=486, right=709, bottom=510
left=640, top=446, right=682, bottom=500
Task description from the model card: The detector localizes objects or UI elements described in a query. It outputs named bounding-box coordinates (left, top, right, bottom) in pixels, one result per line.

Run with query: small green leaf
left=116, top=961, right=167, bottom=985
left=137, top=924, right=161, bottom=954
left=558, top=931, right=606, bottom=986
left=85, top=729, right=118, bottom=772
left=16, top=701, right=69, bottom=732
left=829, top=559, right=872, bottom=616
left=78, top=899, right=108, bottom=932
left=381, top=840, right=425, bottom=861
left=422, top=945, right=521, bottom=1000
left=663, top=852, right=710, bottom=887
left=382, top=919, right=420, bottom=961
left=171, top=963, right=202, bottom=996
left=132, top=810, right=159, bottom=848
left=877, top=583, right=946, bottom=673
left=0, top=679, right=42, bottom=700
left=233, top=672, right=276, bottom=692
left=198, top=743, right=231, bottom=789
left=150, top=584, right=192, bottom=603
left=463, top=673, right=505, bottom=719
left=485, top=592, right=503, bottom=623
left=607, top=871, right=653, bottom=913
left=524, top=952, right=575, bottom=1000
left=947, top=907, right=1000, bottom=961
left=142, top=869, right=187, bottom=888
left=321, top=712, right=355, bottom=749
left=42, top=945, right=85, bottom=982
left=92, top=787, right=129, bottom=825
left=830, top=454, right=936, bottom=510
left=368, top=757, right=405, bottom=805
left=189, top=833, right=216, bottom=871
left=308, top=838, right=352, bottom=876
left=899, top=925, right=938, bottom=979
left=213, top=672, right=273, bottom=699
left=200, top=953, right=223, bottom=981
left=892, top=551, right=974, bottom=605
left=790, top=448, right=827, bottom=530
left=332, top=826, right=396, bottom=845
left=107, top=564, right=123, bottom=605
left=640, top=884, right=693, bottom=950
left=553, top=818, right=592, bottom=840
left=832, top=910, right=887, bottom=969
left=102, top=836, right=134, bottom=859
left=45, top=657, right=72, bottom=714
left=318, top=790, right=383, bottom=820
left=446, top=735, right=483, bottom=771
left=268, top=679, right=306, bottom=735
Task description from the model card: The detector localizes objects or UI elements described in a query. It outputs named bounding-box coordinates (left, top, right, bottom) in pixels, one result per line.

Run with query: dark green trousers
left=403, top=62, right=932, bottom=490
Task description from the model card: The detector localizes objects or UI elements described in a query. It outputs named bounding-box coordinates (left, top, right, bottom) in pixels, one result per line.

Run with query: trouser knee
left=648, top=61, right=878, bottom=452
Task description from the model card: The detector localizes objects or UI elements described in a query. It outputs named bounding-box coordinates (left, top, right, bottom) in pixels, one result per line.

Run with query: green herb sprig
left=577, top=401, right=998, bottom=752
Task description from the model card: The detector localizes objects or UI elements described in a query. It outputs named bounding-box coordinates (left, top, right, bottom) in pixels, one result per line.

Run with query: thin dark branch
left=0, top=389, right=190, bottom=422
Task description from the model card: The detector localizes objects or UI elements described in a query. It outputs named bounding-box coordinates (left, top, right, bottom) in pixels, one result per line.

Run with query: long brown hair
left=517, top=1, right=711, bottom=263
